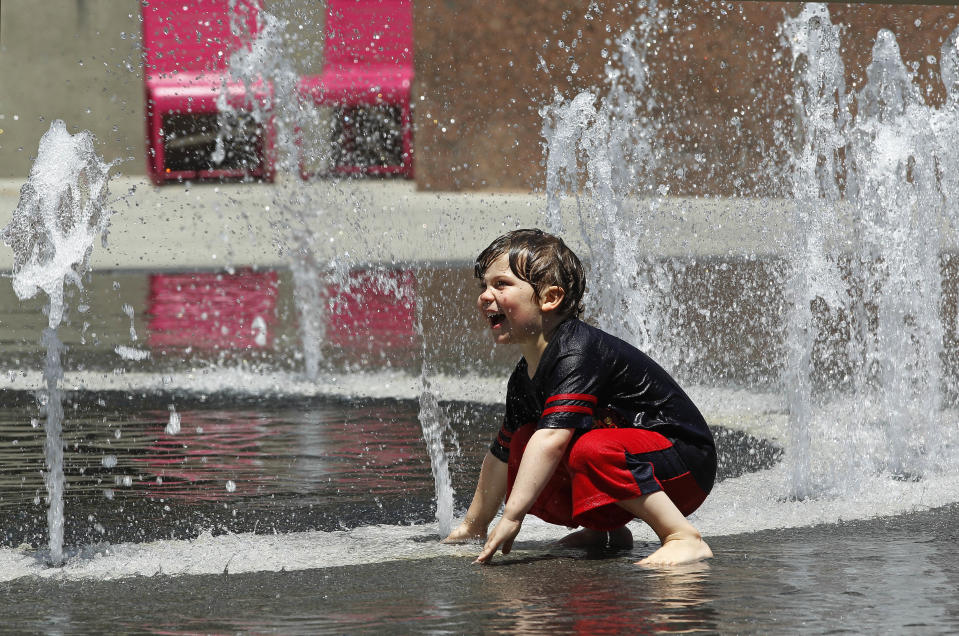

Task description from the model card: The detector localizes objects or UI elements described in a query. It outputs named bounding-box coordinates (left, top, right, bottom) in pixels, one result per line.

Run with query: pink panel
left=297, top=0, right=414, bottom=178
left=325, top=269, right=417, bottom=351
left=142, top=0, right=259, bottom=77
left=298, top=67, right=412, bottom=103
left=325, top=0, right=413, bottom=69
left=142, top=0, right=274, bottom=183
left=131, top=412, right=277, bottom=501
left=147, top=270, right=279, bottom=350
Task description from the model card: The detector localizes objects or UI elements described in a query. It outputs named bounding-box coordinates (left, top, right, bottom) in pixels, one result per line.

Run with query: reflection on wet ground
left=0, top=393, right=777, bottom=547
left=6, top=257, right=959, bottom=400
left=2, top=503, right=958, bottom=633
left=0, top=266, right=496, bottom=378
left=0, top=261, right=793, bottom=385
left=0, top=394, right=470, bottom=546
left=4, top=257, right=957, bottom=391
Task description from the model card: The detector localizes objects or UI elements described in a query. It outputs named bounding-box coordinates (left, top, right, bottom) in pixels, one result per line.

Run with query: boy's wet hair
left=475, top=229, right=586, bottom=317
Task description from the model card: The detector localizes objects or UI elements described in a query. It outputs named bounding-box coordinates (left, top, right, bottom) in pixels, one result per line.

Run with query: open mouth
left=488, top=313, right=506, bottom=328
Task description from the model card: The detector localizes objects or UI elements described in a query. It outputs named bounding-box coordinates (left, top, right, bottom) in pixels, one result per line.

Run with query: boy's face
left=476, top=253, right=545, bottom=348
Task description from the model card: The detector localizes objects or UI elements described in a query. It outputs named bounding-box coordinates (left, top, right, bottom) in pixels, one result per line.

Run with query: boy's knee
left=568, top=431, right=620, bottom=473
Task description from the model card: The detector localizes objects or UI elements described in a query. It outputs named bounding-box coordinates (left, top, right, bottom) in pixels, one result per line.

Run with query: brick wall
left=412, top=1, right=959, bottom=195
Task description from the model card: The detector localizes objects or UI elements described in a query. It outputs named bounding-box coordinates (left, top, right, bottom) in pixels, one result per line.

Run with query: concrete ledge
left=1, top=175, right=799, bottom=271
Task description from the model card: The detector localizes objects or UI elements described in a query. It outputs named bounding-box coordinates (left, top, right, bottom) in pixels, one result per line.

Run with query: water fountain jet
left=543, top=3, right=959, bottom=503
left=1, top=119, right=114, bottom=564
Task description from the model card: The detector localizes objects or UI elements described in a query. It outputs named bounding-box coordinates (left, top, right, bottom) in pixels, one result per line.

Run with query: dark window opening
left=162, top=112, right=264, bottom=173
left=331, top=106, right=404, bottom=169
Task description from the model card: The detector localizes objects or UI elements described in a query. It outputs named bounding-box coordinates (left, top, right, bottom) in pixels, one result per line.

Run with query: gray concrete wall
left=0, top=0, right=144, bottom=178
left=0, top=0, right=325, bottom=179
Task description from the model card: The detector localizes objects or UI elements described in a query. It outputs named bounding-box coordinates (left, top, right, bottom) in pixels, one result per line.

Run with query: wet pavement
left=0, top=393, right=778, bottom=548
left=2, top=502, right=958, bottom=634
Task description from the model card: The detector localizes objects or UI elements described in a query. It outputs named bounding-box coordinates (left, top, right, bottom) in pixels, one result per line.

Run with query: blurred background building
left=1, top=1, right=958, bottom=194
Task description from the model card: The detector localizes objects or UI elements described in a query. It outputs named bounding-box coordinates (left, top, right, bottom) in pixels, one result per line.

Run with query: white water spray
left=543, top=3, right=959, bottom=505
left=414, top=287, right=458, bottom=537
left=781, top=7, right=959, bottom=495
left=1, top=120, right=114, bottom=564
left=779, top=5, right=849, bottom=497
left=220, top=3, right=318, bottom=174
left=417, top=373, right=456, bottom=537
left=541, top=0, right=676, bottom=368
left=289, top=250, right=328, bottom=380
left=220, top=3, right=336, bottom=380
left=847, top=30, right=946, bottom=475
left=217, top=3, right=466, bottom=533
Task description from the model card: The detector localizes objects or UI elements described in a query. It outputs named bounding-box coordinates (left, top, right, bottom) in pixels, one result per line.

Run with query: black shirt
left=491, top=318, right=715, bottom=491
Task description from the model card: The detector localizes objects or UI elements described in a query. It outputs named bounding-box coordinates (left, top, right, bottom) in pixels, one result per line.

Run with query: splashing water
left=544, top=3, right=959, bottom=506
left=417, top=374, right=456, bottom=537
left=781, top=6, right=959, bottom=496
left=289, top=249, right=328, bottom=380
left=166, top=405, right=182, bottom=436
left=779, top=4, right=849, bottom=498
left=2, top=121, right=113, bottom=327
left=541, top=0, right=676, bottom=369
left=847, top=30, right=946, bottom=475
left=218, top=3, right=462, bottom=533
left=220, top=3, right=336, bottom=380
left=219, top=4, right=316, bottom=174
left=415, top=286, right=458, bottom=537
left=1, top=120, right=114, bottom=564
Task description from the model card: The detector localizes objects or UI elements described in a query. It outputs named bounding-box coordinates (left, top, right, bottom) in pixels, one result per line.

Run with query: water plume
left=779, top=4, right=848, bottom=497
left=780, top=7, right=958, bottom=494
left=544, top=3, right=959, bottom=502
left=541, top=0, right=675, bottom=368
left=1, top=120, right=114, bottom=564
left=414, top=277, right=458, bottom=537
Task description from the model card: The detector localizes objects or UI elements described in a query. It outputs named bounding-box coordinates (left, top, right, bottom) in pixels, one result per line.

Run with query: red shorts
left=506, top=423, right=709, bottom=531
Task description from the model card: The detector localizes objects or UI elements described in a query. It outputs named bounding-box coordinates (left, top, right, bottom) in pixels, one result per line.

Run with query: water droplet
left=166, top=407, right=181, bottom=435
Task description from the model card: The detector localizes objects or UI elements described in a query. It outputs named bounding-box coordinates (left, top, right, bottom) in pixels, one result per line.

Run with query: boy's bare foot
left=637, top=533, right=712, bottom=567
left=556, top=526, right=633, bottom=549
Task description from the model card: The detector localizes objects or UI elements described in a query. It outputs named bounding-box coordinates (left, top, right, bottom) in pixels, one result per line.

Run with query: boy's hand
left=442, top=521, right=486, bottom=544
left=473, top=516, right=522, bottom=564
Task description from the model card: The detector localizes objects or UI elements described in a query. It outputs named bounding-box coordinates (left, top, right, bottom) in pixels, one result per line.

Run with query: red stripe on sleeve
left=545, top=393, right=598, bottom=405
left=542, top=405, right=594, bottom=416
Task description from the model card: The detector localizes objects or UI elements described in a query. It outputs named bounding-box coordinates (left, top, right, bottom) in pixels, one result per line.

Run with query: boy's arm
left=474, top=427, right=573, bottom=563
left=442, top=450, right=507, bottom=543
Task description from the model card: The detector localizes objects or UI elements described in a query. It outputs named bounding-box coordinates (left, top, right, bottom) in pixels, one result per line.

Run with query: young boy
left=444, top=229, right=716, bottom=566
